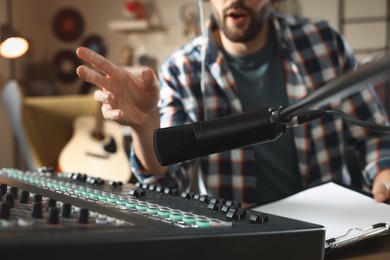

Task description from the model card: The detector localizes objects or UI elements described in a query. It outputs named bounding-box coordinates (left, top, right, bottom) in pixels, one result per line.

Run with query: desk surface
left=325, top=235, right=390, bottom=259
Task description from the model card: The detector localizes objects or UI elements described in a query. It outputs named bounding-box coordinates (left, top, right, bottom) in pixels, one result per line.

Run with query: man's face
left=210, top=0, right=271, bottom=42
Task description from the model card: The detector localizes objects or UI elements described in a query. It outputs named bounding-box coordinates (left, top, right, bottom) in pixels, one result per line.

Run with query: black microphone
left=153, top=107, right=285, bottom=166
left=153, top=55, right=390, bottom=167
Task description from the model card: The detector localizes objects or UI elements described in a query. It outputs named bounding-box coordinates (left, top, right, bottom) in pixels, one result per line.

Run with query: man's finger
left=94, top=90, right=112, bottom=104
left=76, top=47, right=117, bottom=76
left=101, top=103, right=123, bottom=121
left=142, top=68, right=158, bottom=87
left=372, top=182, right=390, bottom=202
left=77, top=65, right=108, bottom=89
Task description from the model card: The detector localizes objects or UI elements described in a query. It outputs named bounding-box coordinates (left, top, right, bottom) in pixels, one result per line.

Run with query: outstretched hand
left=75, top=47, right=160, bottom=129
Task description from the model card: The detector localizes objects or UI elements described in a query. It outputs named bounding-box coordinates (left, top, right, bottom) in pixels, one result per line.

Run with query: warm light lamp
left=0, top=24, right=29, bottom=59
left=0, top=0, right=29, bottom=59
left=0, top=37, right=29, bottom=59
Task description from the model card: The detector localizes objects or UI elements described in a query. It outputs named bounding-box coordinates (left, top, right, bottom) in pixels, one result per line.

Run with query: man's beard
left=213, top=1, right=271, bottom=43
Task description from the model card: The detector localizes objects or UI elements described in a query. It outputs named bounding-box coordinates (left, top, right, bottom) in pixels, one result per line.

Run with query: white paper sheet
left=253, top=182, right=390, bottom=240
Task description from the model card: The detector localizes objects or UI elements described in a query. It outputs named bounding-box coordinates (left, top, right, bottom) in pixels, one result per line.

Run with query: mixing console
left=0, top=167, right=325, bottom=259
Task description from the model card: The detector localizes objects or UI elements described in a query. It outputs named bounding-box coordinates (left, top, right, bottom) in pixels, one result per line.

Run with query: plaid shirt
left=131, top=12, right=390, bottom=205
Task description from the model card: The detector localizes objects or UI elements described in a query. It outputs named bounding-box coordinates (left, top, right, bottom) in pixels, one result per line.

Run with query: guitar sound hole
left=92, top=131, right=105, bottom=141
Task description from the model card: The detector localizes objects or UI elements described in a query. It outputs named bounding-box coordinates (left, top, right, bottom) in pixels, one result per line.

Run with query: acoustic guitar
left=59, top=105, right=132, bottom=183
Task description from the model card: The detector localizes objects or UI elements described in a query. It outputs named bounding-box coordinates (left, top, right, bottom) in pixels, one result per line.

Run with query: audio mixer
left=0, top=167, right=325, bottom=259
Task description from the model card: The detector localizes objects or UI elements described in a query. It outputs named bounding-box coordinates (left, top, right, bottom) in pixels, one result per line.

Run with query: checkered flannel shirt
left=131, top=12, right=390, bottom=205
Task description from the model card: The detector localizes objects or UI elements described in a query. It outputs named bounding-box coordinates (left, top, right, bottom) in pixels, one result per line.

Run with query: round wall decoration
left=52, top=49, right=81, bottom=82
left=81, top=35, right=108, bottom=57
left=53, top=8, right=85, bottom=42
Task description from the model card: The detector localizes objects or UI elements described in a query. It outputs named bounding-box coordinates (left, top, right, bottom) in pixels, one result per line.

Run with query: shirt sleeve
left=130, top=53, right=198, bottom=190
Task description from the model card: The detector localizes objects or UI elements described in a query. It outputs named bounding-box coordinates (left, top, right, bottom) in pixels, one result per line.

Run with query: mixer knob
left=31, top=202, right=43, bottom=219
left=220, top=205, right=230, bottom=213
left=47, top=198, right=57, bottom=208
left=208, top=202, right=223, bottom=211
left=4, top=193, right=15, bottom=207
left=225, top=200, right=241, bottom=208
left=0, top=201, right=11, bottom=219
left=109, top=181, right=123, bottom=188
left=47, top=207, right=60, bottom=225
left=78, top=208, right=89, bottom=224
left=38, top=166, right=54, bottom=173
left=61, top=203, right=72, bottom=218
left=199, top=195, right=209, bottom=203
left=236, top=208, right=247, bottom=220
left=72, top=173, right=87, bottom=181
left=10, top=187, right=18, bottom=199
left=249, top=213, right=269, bottom=224
left=129, top=188, right=145, bottom=198
left=209, top=198, right=218, bottom=204
left=19, top=190, right=30, bottom=204
left=155, top=186, right=163, bottom=193
left=71, top=173, right=80, bottom=180
left=80, top=174, right=88, bottom=181
left=181, top=192, right=191, bottom=199
left=0, top=183, right=7, bottom=195
left=226, top=210, right=238, bottom=221
left=96, top=178, right=105, bottom=186
left=34, top=194, right=43, bottom=203
left=225, top=207, right=245, bottom=221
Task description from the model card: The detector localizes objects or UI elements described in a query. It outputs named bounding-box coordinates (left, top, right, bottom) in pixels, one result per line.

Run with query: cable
left=198, top=0, right=208, bottom=121
left=276, top=107, right=390, bottom=134
left=185, top=0, right=208, bottom=194
left=325, top=109, right=390, bottom=134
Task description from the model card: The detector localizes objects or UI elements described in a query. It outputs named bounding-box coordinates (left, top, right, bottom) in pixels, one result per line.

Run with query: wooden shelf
left=108, top=19, right=165, bottom=34
left=108, top=19, right=149, bottom=32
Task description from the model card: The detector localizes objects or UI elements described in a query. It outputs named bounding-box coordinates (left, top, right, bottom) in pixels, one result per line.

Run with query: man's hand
left=372, top=169, right=390, bottom=202
left=75, top=47, right=160, bottom=129
left=76, top=47, right=166, bottom=174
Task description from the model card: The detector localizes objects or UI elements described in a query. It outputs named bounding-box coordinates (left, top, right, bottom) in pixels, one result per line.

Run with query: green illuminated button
left=158, top=208, right=171, bottom=218
left=136, top=203, right=147, bottom=212
left=147, top=206, right=158, bottom=214
left=116, top=199, right=126, bottom=206
left=126, top=200, right=137, bottom=209
left=170, top=212, right=183, bottom=221
left=98, top=193, right=109, bottom=201
left=107, top=196, right=117, bottom=204
left=196, top=217, right=210, bottom=227
left=82, top=190, right=91, bottom=197
left=74, top=189, right=83, bottom=195
left=89, top=192, right=99, bottom=199
left=60, top=185, right=69, bottom=192
left=183, top=214, right=196, bottom=224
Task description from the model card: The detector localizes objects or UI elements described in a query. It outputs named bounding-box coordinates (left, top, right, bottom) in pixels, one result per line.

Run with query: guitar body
left=59, top=115, right=131, bottom=183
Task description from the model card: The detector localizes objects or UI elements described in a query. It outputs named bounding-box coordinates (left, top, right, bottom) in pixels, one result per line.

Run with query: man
left=76, top=0, right=390, bottom=207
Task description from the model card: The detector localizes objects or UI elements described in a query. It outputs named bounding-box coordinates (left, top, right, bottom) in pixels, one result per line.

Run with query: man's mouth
left=226, top=9, right=249, bottom=24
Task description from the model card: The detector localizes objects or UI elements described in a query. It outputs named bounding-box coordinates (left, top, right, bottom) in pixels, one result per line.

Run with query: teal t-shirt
left=223, top=26, right=303, bottom=205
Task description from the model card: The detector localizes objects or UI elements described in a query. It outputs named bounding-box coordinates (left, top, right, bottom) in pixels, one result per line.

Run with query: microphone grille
left=153, top=124, right=197, bottom=166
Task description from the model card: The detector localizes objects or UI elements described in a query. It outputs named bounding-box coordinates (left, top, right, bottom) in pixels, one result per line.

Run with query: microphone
left=153, top=55, right=390, bottom=166
left=153, top=107, right=285, bottom=166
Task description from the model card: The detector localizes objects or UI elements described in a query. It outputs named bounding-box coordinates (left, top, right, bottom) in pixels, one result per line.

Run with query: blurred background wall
left=0, top=0, right=388, bottom=168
